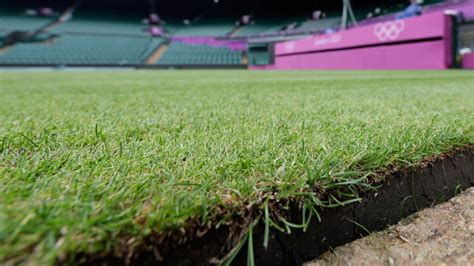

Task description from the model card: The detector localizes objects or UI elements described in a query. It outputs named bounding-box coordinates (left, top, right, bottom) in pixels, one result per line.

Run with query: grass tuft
left=0, top=70, right=472, bottom=264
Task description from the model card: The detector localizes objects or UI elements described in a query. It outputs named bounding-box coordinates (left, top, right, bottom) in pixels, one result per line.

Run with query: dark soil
left=307, top=187, right=474, bottom=266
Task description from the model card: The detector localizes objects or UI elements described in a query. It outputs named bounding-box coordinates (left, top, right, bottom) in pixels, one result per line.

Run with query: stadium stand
left=236, top=18, right=304, bottom=36
left=171, top=19, right=236, bottom=36
left=0, top=13, right=53, bottom=32
left=460, top=22, right=474, bottom=50
left=358, top=0, right=467, bottom=26
left=155, top=41, right=242, bottom=65
left=293, top=17, right=341, bottom=33
left=0, top=34, right=163, bottom=65
left=52, top=16, right=148, bottom=36
left=0, top=0, right=473, bottom=68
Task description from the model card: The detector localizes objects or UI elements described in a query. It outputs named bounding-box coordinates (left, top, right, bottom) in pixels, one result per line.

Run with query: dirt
left=306, top=187, right=474, bottom=266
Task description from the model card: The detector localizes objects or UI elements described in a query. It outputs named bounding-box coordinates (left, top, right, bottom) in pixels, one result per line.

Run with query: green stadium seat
left=0, top=14, right=53, bottom=32
left=169, top=19, right=235, bottom=37
left=0, top=34, right=163, bottom=65
left=156, top=42, right=242, bottom=65
left=236, top=17, right=305, bottom=37
left=52, top=16, right=148, bottom=36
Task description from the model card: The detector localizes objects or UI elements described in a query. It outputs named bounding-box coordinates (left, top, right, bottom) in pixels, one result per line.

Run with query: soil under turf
left=307, top=187, right=474, bottom=266
left=0, top=70, right=473, bottom=265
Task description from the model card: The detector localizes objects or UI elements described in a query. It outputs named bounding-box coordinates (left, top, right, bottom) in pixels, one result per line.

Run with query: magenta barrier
left=271, top=13, right=452, bottom=70
left=275, top=41, right=447, bottom=70
left=462, top=53, right=474, bottom=69
left=276, top=13, right=447, bottom=55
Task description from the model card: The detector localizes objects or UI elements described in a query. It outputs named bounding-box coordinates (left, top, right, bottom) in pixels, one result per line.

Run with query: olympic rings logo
left=373, top=20, right=405, bottom=41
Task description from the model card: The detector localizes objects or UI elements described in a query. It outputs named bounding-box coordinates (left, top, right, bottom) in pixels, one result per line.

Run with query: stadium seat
left=236, top=18, right=305, bottom=37
left=156, top=41, right=242, bottom=65
left=171, top=19, right=235, bottom=36
left=0, top=34, right=163, bottom=65
left=52, top=15, right=148, bottom=36
left=0, top=13, right=53, bottom=32
left=296, top=17, right=341, bottom=32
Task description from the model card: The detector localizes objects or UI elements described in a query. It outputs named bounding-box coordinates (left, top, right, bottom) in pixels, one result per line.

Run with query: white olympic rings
left=373, top=20, right=405, bottom=41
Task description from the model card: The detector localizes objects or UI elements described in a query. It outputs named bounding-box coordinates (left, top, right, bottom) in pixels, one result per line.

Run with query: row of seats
left=1, top=0, right=445, bottom=39
left=0, top=14, right=53, bottom=32
left=236, top=18, right=300, bottom=36
left=169, top=19, right=235, bottom=36
left=166, top=17, right=338, bottom=37
left=0, top=11, right=148, bottom=37
left=0, top=34, right=163, bottom=65
left=459, top=23, right=474, bottom=50
left=156, top=42, right=242, bottom=65
left=2, top=1, right=443, bottom=66
left=0, top=11, right=338, bottom=38
left=297, top=17, right=341, bottom=32
left=53, top=17, right=148, bottom=36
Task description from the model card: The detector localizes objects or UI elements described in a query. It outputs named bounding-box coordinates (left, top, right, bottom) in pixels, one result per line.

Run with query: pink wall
left=275, top=41, right=447, bottom=70
left=270, top=13, right=452, bottom=70
left=462, top=53, right=474, bottom=69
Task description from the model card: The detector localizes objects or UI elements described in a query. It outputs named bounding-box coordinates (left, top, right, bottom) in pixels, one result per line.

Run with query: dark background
left=1, top=0, right=409, bottom=18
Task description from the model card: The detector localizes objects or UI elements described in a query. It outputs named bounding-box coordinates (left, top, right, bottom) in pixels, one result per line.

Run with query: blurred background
left=0, top=0, right=473, bottom=69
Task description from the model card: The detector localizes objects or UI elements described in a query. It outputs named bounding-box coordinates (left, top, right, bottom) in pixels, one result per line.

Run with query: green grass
left=0, top=70, right=473, bottom=264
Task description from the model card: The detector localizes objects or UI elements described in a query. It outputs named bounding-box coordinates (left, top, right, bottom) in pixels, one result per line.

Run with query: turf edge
left=64, top=144, right=474, bottom=265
